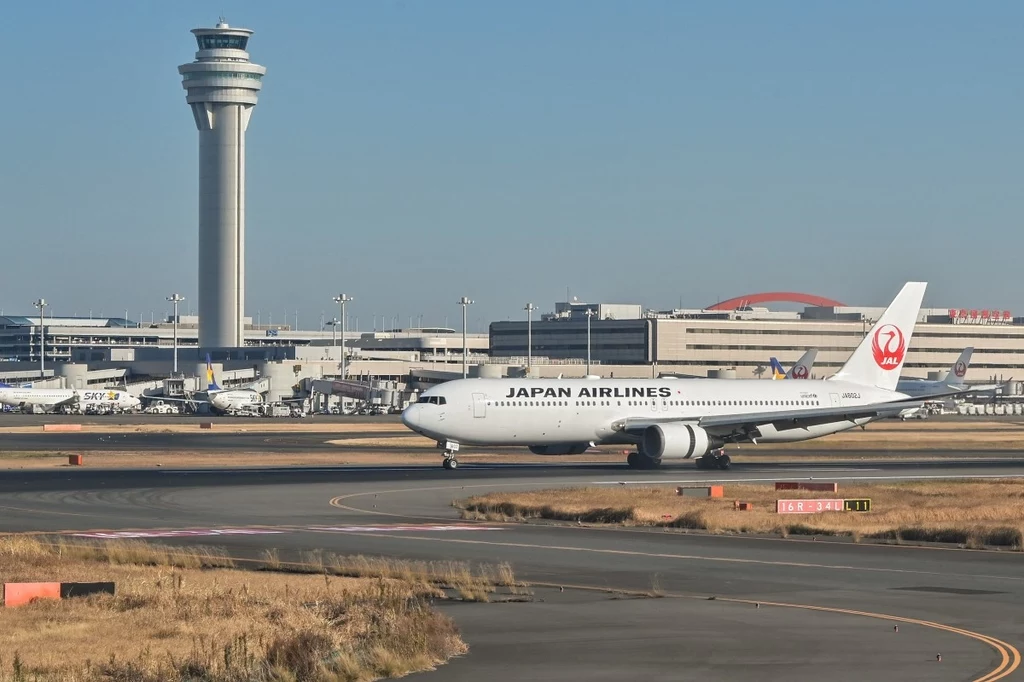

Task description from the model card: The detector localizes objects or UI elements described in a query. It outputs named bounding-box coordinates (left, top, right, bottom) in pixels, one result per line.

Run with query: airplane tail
left=832, top=282, right=927, bottom=391
left=769, top=358, right=787, bottom=380
left=944, top=347, right=973, bottom=386
left=205, top=353, right=222, bottom=391
left=787, top=349, right=817, bottom=380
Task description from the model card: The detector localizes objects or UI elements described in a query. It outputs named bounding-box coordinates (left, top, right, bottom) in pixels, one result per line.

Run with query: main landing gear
left=626, top=451, right=662, bottom=470
left=696, top=448, right=731, bottom=471
left=438, top=440, right=460, bottom=470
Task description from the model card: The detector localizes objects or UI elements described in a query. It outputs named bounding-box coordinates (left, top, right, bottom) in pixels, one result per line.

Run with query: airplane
left=146, top=355, right=266, bottom=415
left=896, top=348, right=974, bottom=399
left=402, top=282, right=929, bottom=471
left=0, top=383, right=141, bottom=414
left=770, top=349, right=817, bottom=380
left=200, top=356, right=266, bottom=414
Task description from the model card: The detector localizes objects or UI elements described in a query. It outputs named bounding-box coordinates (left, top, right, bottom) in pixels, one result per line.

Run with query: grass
left=0, top=452, right=70, bottom=460
left=0, top=536, right=471, bottom=681
left=459, top=479, right=1024, bottom=549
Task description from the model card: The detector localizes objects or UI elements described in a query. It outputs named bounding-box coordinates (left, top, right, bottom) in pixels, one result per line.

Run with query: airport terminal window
left=197, top=35, right=249, bottom=50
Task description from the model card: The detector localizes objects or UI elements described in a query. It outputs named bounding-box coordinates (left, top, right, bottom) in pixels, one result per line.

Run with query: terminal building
left=3, top=292, right=1022, bottom=410
left=490, top=293, right=1024, bottom=383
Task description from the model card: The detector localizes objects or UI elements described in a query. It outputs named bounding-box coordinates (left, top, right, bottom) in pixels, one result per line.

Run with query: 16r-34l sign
left=776, top=499, right=872, bottom=514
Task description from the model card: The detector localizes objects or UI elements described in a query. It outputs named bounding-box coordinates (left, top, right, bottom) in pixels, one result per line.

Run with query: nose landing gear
left=437, top=440, right=461, bottom=470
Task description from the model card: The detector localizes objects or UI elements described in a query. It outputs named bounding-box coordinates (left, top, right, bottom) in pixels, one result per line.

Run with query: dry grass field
left=0, top=536, right=503, bottom=681
left=460, top=480, right=1024, bottom=549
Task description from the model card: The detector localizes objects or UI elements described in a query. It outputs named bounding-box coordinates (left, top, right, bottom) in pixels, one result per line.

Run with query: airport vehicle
left=0, top=383, right=141, bottom=414
left=142, top=401, right=179, bottom=415
left=770, top=349, right=817, bottom=380
left=402, top=282, right=928, bottom=470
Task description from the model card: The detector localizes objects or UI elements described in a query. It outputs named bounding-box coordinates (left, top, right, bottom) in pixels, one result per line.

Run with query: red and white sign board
left=776, top=499, right=845, bottom=514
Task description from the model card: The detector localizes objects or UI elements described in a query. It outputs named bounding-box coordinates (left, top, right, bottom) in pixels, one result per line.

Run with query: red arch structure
left=707, top=292, right=846, bottom=311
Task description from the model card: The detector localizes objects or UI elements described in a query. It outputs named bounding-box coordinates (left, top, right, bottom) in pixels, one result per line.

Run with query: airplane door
left=472, top=393, right=487, bottom=418
left=829, top=393, right=842, bottom=408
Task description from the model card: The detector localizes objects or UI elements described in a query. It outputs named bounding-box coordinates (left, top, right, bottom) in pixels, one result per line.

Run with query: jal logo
left=790, top=365, right=809, bottom=379
left=871, top=324, right=906, bottom=370
left=954, top=361, right=967, bottom=378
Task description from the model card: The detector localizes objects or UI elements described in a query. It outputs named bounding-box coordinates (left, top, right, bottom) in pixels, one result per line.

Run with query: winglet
left=832, top=282, right=927, bottom=391
left=944, top=347, right=973, bottom=386
left=205, top=353, right=222, bottom=391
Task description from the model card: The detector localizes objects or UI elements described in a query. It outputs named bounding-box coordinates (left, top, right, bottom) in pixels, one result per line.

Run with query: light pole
left=524, top=303, right=536, bottom=374
left=333, top=294, right=353, bottom=380
left=329, top=318, right=339, bottom=346
left=584, top=308, right=596, bottom=375
left=33, top=299, right=47, bottom=377
left=459, top=297, right=474, bottom=378
left=167, top=294, right=185, bottom=375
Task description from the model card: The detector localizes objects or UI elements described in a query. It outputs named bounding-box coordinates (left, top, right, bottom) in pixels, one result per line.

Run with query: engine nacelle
left=642, top=423, right=713, bottom=460
left=528, top=443, right=591, bottom=455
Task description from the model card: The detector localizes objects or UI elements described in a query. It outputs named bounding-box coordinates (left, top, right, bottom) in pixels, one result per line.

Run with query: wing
left=614, top=398, right=924, bottom=443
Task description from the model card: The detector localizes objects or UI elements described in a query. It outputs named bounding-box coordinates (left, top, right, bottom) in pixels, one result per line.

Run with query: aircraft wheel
left=717, top=455, right=732, bottom=470
left=442, top=458, right=458, bottom=470
left=626, top=452, right=640, bottom=468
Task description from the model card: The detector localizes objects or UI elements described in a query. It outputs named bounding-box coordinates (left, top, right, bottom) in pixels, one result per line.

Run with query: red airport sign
left=777, top=499, right=844, bottom=514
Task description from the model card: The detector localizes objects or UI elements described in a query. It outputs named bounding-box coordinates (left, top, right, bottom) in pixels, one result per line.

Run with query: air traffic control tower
left=178, top=20, right=266, bottom=348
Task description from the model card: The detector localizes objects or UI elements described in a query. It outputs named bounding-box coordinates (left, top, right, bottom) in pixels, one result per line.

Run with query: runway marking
left=712, top=597, right=1021, bottom=682
left=65, top=524, right=503, bottom=539
left=317, top=530, right=1021, bottom=679
left=308, top=524, right=502, bottom=533
left=592, top=473, right=1024, bottom=485
left=72, top=528, right=287, bottom=539
left=324, top=530, right=1024, bottom=583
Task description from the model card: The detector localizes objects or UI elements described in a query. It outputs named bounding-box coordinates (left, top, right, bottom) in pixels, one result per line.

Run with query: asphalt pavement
left=0, top=458, right=1021, bottom=680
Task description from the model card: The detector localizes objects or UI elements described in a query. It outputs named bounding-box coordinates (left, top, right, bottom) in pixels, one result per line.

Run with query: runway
left=1, top=459, right=1022, bottom=680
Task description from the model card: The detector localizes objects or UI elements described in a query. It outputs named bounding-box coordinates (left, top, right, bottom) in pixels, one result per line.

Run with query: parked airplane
left=0, top=384, right=141, bottom=414
left=402, top=282, right=928, bottom=470
left=896, top=348, right=974, bottom=399
left=770, top=349, right=817, bottom=380
left=150, top=355, right=265, bottom=415
left=201, top=357, right=265, bottom=414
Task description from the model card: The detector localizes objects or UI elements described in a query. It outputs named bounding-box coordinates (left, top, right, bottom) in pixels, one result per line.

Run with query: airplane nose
left=401, top=404, right=421, bottom=431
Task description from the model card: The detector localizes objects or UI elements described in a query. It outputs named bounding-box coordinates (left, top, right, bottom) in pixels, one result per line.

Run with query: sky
left=1, top=1, right=1021, bottom=332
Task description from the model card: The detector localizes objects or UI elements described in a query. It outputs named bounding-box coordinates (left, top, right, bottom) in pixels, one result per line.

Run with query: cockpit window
left=417, top=396, right=446, bottom=405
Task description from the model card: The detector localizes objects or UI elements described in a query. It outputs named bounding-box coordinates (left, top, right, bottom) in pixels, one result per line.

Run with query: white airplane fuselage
left=209, top=390, right=264, bottom=413
left=402, top=378, right=906, bottom=449
left=895, top=379, right=964, bottom=399
left=0, top=387, right=141, bottom=413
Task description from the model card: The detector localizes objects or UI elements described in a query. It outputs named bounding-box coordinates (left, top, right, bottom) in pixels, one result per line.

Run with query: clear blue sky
left=1, top=1, right=1021, bottom=331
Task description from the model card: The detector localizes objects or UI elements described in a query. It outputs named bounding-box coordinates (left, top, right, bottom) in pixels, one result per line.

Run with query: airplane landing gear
left=696, top=448, right=731, bottom=470
left=438, top=440, right=461, bottom=470
left=627, top=450, right=661, bottom=469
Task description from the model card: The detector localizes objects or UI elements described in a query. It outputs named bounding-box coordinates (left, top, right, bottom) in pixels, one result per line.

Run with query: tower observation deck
left=178, top=20, right=266, bottom=349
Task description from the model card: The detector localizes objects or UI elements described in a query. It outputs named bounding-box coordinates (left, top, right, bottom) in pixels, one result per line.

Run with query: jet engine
left=642, top=423, right=713, bottom=460
left=528, top=444, right=591, bottom=455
